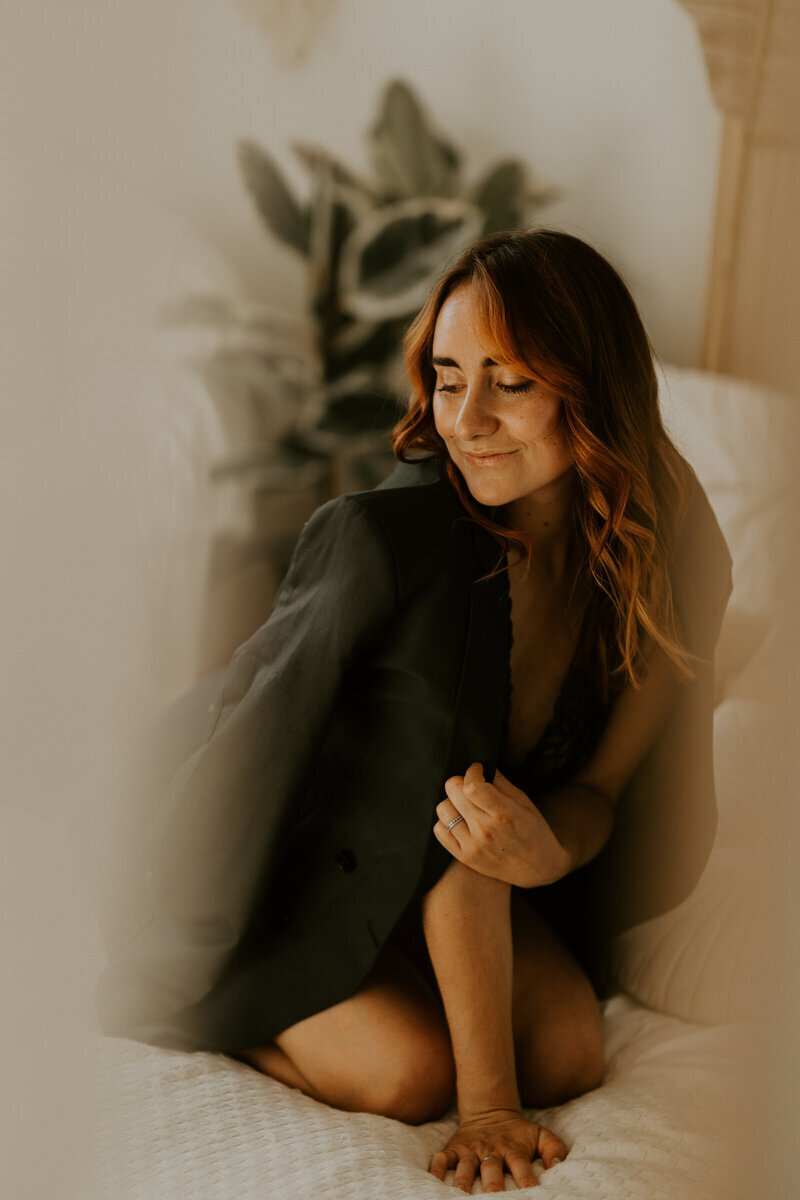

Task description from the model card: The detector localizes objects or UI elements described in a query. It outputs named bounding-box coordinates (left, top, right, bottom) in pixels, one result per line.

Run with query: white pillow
left=659, top=363, right=799, bottom=618
left=612, top=695, right=787, bottom=1023
left=611, top=366, right=798, bottom=1024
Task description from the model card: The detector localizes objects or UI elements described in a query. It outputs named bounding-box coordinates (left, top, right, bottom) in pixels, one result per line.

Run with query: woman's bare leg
left=231, top=1041, right=319, bottom=1097
left=230, top=940, right=455, bottom=1125
left=510, top=888, right=605, bottom=1107
left=231, top=876, right=603, bottom=1124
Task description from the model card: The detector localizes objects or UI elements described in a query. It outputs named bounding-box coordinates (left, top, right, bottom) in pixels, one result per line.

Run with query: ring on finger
left=445, top=813, right=465, bottom=831
left=480, top=1153, right=498, bottom=1163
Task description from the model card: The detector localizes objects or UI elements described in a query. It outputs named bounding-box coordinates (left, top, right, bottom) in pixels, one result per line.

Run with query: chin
left=460, top=476, right=518, bottom=508
left=461, top=466, right=575, bottom=511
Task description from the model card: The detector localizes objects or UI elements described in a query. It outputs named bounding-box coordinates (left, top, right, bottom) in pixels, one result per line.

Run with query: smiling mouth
left=461, top=449, right=518, bottom=466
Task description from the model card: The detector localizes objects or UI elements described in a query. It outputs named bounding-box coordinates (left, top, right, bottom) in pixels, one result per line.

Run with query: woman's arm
left=422, top=860, right=519, bottom=1119
left=537, top=640, right=682, bottom=870
left=423, top=859, right=567, bottom=1192
left=434, top=643, right=682, bottom=887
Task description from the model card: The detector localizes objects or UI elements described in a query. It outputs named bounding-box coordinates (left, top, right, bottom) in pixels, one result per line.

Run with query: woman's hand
left=434, top=763, right=572, bottom=888
left=429, top=1107, right=567, bottom=1193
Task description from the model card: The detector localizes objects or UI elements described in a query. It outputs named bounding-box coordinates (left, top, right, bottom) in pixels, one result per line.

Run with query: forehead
left=432, top=284, right=504, bottom=360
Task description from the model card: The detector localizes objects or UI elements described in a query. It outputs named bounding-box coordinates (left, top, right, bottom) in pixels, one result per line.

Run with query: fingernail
left=550, top=1157, right=563, bottom=1167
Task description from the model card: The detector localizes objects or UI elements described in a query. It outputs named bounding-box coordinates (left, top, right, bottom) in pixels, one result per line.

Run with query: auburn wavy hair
left=392, top=228, right=695, bottom=694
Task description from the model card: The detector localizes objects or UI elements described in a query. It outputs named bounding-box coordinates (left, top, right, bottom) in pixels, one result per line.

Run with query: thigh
left=510, top=889, right=605, bottom=1107
left=263, top=939, right=454, bottom=1121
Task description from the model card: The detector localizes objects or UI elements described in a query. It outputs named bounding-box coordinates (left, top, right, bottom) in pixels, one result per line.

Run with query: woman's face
left=431, top=283, right=574, bottom=510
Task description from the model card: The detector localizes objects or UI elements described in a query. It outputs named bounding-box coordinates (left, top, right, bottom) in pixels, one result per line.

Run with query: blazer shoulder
left=346, top=458, right=469, bottom=599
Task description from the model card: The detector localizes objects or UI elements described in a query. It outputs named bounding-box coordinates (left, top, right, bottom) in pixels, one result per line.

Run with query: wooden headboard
left=678, top=0, right=799, bottom=395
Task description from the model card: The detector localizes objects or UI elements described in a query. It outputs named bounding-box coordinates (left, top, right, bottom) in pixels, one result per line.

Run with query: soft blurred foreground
left=2, top=155, right=799, bottom=1200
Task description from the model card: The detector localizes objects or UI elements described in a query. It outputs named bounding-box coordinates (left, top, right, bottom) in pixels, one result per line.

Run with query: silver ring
left=481, top=1154, right=498, bottom=1163
left=445, top=814, right=465, bottom=831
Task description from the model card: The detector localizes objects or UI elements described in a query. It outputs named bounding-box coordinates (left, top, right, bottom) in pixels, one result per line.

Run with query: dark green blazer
left=95, top=457, right=732, bottom=1052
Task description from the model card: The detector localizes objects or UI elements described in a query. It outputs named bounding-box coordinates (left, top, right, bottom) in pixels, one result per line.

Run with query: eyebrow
left=431, top=355, right=500, bottom=369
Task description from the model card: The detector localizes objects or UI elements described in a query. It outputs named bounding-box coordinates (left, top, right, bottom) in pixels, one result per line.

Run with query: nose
left=452, top=385, right=499, bottom=441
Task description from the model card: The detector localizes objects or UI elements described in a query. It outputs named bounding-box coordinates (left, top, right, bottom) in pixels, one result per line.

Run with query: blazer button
left=334, top=849, right=357, bottom=873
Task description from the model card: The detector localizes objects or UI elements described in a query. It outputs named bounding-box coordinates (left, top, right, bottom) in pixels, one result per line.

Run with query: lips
left=461, top=449, right=518, bottom=466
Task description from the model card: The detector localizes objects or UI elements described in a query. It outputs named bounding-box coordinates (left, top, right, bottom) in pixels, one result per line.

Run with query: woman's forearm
left=421, top=859, right=520, bottom=1120
left=537, top=782, right=615, bottom=873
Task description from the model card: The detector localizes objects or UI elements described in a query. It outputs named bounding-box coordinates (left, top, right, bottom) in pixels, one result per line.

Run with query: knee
left=555, top=1020, right=605, bottom=1103
left=367, top=1028, right=456, bottom=1125
left=518, top=1001, right=605, bottom=1108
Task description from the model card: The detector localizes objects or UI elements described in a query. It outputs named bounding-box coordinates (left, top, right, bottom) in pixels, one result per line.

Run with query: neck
left=502, top=467, right=577, bottom=584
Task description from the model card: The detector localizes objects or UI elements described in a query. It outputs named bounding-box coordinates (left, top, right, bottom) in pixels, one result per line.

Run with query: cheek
left=518, top=401, right=570, bottom=453
left=555, top=431, right=574, bottom=469
left=546, top=419, right=573, bottom=467
left=432, top=396, right=452, bottom=440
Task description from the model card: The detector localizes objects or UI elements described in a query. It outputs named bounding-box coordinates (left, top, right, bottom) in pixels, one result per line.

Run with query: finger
left=460, top=769, right=515, bottom=818
left=443, top=777, right=486, bottom=826
left=479, top=1153, right=506, bottom=1193
left=537, top=1124, right=568, bottom=1168
left=432, top=819, right=468, bottom=861
left=428, top=1148, right=457, bottom=1180
left=443, top=774, right=467, bottom=807
left=506, top=1149, right=538, bottom=1190
left=435, top=796, right=468, bottom=831
left=452, top=1151, right=479, bottom=1194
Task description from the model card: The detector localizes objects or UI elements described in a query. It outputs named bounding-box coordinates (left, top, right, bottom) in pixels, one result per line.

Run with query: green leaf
left=328, top=316, right=408, bottom=378
left=369, top=80, right=460, bottom=198
left=315, top=388, right=403, bottom=435
left=308, top=195, right=361, bottom=333
left=291, top=140, right=377, bottom=200
left=469, top=161, right=562, bottom=234
left=469, top=159, right=529, bottom=235
left=237, top=139, right=310, bottom=255
left=338, top=196, right=484, bottom=321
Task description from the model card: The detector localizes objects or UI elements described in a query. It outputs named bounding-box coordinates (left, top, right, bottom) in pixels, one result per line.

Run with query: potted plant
left=169, top=79, right=558, bottom=651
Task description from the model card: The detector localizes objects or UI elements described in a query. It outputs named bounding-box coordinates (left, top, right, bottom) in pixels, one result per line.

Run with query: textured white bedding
left=83, top=996, right=746, bottom=1199
left=72, top=360, right=791, bottom=1199
left=3, top=170, right=791, bottom=1198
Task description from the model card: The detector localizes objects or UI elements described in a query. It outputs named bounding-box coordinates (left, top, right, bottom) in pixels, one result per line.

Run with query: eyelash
left=435, top=382, right=533, bottom=396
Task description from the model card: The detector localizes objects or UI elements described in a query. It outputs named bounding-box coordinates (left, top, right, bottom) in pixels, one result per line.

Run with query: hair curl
left=392, top=228, right=694, bottom=694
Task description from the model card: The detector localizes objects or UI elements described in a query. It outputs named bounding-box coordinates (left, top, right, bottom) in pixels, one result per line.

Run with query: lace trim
left=500, top=586, right=612, bottom=798
left=512, top=671, right=610, bottom=796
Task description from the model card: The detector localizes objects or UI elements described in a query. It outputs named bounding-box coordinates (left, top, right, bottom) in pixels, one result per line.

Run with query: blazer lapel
left=443, top=520, right=511, bottom=782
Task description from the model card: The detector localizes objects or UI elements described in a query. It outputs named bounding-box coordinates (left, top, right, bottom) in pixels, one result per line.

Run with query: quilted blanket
left=80, top=997, right=747, bottom=1199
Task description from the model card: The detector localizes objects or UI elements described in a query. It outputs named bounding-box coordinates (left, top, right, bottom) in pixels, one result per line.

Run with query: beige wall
left=1, top=0, right=720, bottom=367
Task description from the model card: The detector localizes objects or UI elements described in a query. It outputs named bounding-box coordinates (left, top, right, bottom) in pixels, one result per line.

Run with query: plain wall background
left=0, top=5, right=731, bottom=1196
left=2, top=0, right=719, bottom=366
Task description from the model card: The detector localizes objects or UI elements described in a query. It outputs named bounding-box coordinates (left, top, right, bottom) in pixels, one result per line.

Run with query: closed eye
left=434, top=381, right=534, bottom=396
left=435, top=381, right=534, bottom=395
left=497, top=381, right=533, bottom=395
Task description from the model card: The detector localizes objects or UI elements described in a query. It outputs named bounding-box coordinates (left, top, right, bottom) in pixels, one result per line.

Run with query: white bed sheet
left=7, top=352, right=786, bottom=1199
left=81, top=997, right=746, bottom=1199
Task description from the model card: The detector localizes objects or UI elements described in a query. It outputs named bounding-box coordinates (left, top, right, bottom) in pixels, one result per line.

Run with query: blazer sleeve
left=108, top=495, right=398, bottom=1022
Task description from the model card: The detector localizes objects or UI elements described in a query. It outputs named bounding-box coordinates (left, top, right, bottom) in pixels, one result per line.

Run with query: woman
left=96, top=229, right=732, bottom=1194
